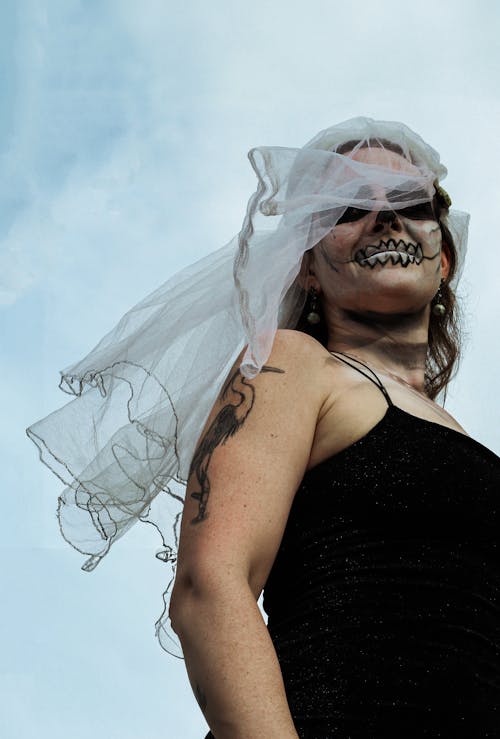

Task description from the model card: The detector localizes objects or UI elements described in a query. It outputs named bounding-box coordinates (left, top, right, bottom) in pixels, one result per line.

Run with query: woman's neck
left=326, top=306, right=430, bottom=393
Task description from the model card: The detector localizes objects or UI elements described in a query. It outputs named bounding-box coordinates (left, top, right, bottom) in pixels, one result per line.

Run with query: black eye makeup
left=335, top=200, right=436, bottom=225
left=336, top=206, right=371, bottom=224
left=396, top=202, right=436, bottom=220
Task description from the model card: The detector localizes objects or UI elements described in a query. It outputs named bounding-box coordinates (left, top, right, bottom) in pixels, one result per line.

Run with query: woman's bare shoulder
left=270, top=329, right=334, bottom=375
left=272, top=329, right=350, bottom=396
left=273, top=327, right=329, bottom=355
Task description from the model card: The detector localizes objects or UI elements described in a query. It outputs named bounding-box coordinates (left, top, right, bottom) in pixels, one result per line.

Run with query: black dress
left=206, top=354, right=500, bottom=737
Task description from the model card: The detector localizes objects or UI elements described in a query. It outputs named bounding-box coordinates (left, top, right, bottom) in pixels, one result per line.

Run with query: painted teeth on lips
left=355, top=239, right=423, bottom=269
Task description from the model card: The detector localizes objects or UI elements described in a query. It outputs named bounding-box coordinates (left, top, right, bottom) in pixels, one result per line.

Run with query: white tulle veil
left=26, top=117, right=470, bottom=656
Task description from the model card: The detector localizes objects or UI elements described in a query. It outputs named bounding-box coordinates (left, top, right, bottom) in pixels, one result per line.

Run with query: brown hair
left=294, top=142, right=462, bottom=401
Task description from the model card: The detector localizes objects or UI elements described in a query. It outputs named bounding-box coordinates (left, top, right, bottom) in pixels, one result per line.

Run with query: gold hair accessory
left=435, top=183, right=452, bottom=208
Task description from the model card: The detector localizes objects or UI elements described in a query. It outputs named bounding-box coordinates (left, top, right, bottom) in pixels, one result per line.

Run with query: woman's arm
left=169, top=330, right=328, bottom=739
left=173, top=577, right=299, bottom=738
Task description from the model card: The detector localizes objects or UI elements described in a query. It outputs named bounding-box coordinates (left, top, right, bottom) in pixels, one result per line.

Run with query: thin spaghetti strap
left=329, top=351, right=394, bottom=408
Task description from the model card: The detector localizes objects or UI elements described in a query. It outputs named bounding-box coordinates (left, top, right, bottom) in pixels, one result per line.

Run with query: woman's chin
left=346, top=299, right=431, bottom=323
left=343, top=285, right=433, bottom=319
left=357, top=269, right=435, bottom=299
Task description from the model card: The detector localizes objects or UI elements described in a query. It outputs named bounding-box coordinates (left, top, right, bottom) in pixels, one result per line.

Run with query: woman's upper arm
left=174, top=330, right=327, bottom=600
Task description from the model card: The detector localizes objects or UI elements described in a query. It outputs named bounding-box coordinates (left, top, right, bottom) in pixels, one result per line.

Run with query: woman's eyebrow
left=350, top=185, right=432, bottom=204
left=352, top=185, right=375, bottom=200
left=384, top=187, right=432, bottom=203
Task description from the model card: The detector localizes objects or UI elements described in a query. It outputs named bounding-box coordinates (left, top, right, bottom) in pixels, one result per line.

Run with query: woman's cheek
left=405, top=220, right=442, bottom=256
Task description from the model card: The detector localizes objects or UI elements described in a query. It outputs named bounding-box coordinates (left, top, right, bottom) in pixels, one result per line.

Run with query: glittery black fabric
left=263, top=403, right=500, bottom=737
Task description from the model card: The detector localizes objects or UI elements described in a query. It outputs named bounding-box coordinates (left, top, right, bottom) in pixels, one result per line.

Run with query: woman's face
left=310, top=147, right=450, bottom=317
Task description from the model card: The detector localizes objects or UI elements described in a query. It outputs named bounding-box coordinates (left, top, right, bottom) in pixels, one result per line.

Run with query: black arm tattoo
left=189, top=365, right=285, bottom=524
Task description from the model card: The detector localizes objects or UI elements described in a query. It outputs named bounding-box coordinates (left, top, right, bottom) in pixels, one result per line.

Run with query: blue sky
left=2, top=1, right=500, bottom=737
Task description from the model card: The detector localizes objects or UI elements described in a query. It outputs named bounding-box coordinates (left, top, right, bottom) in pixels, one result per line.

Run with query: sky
left=2, top=1, right=500, bottom=737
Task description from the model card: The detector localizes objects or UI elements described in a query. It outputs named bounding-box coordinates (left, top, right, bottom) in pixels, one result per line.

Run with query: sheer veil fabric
left=26, top=117, right=469, bottom=656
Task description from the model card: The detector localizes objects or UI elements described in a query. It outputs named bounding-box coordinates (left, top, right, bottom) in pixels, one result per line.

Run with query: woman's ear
left=440, top=240, right=451, bottom=281
left=299, top=250, right=322, bottom=293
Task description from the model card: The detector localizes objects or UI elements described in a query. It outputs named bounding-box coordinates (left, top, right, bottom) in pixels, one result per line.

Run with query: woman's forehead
left=347, top=146, right=421, bottom=176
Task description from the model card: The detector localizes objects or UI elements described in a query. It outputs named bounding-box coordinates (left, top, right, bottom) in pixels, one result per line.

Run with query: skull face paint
left=313, top=210, right=444, bottom=313
left=354, top=238, right=424, bottom=269
left=317, top=214, right=442, bottom=275
left=309, top=143, right=448, bottom=320
left=350, top=219, right=442, bottom=271
left=312, top=210, right=445, bottom=318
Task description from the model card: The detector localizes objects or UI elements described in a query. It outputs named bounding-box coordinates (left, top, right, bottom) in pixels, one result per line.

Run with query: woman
left=27, top=119, right=499, bottom=736
left=170, top=131, right=500, bottom=736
